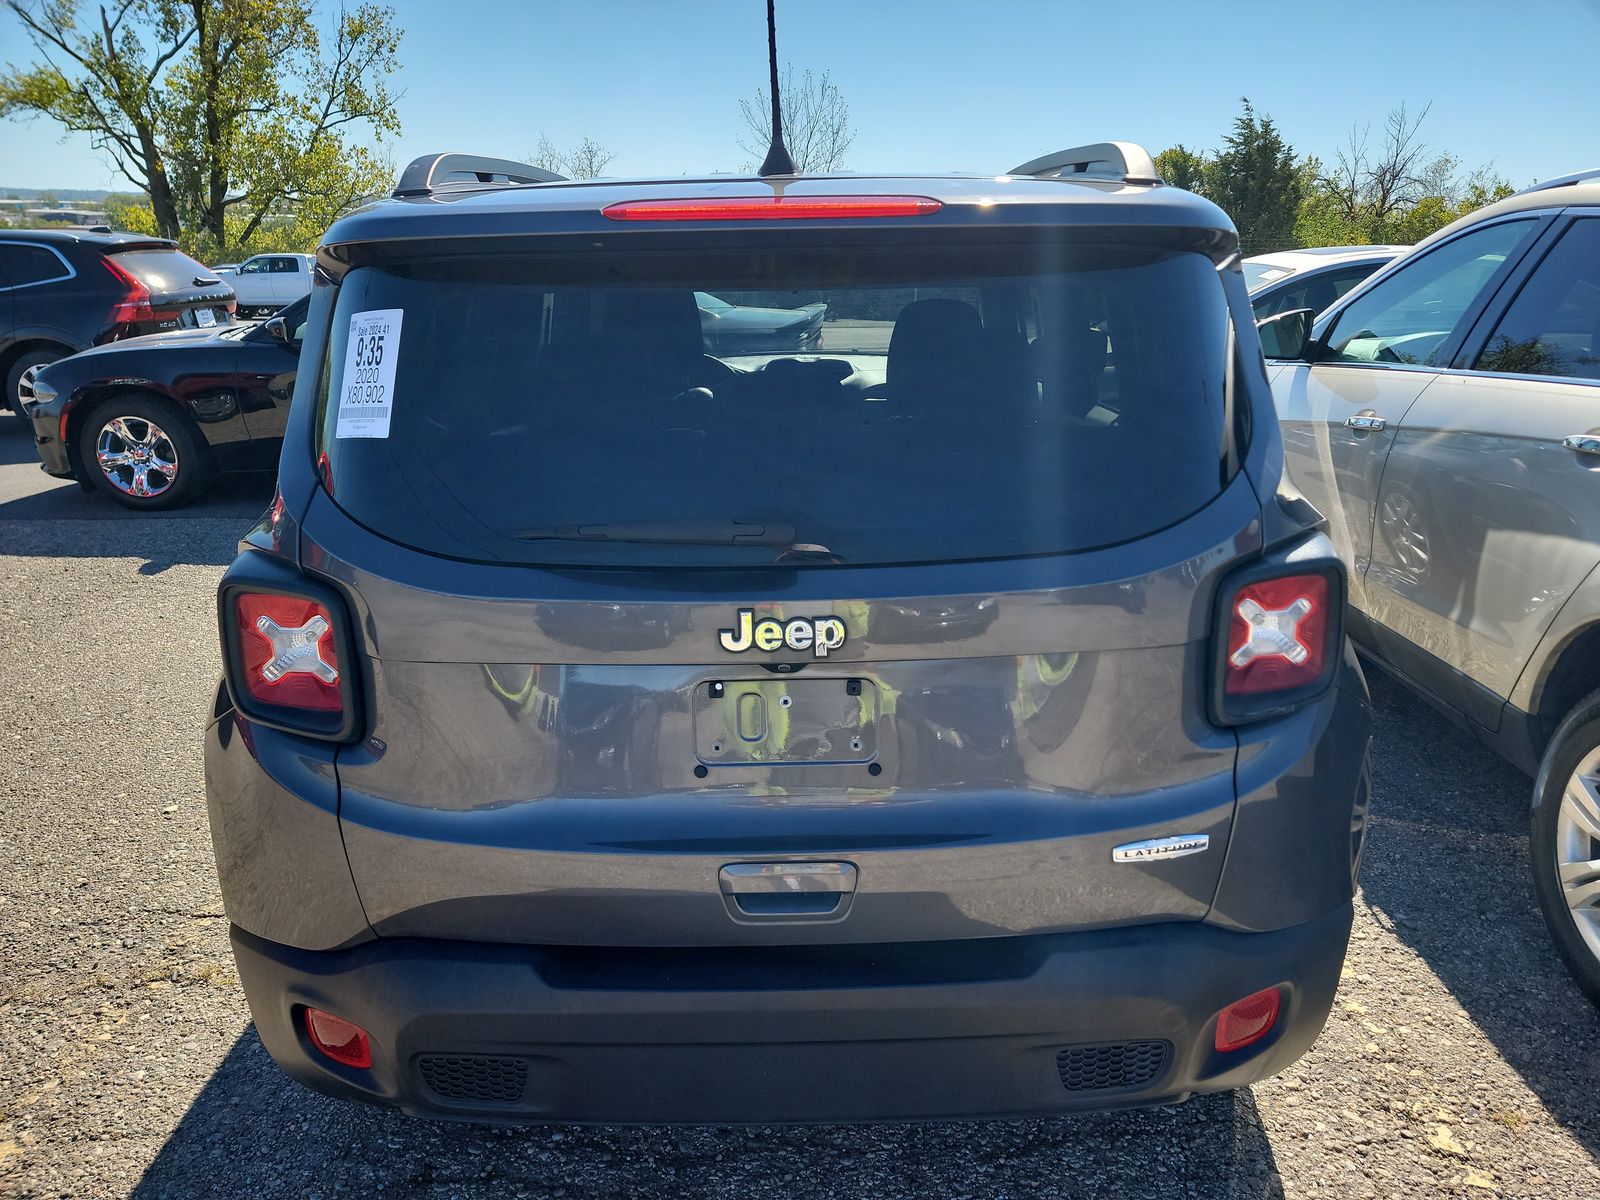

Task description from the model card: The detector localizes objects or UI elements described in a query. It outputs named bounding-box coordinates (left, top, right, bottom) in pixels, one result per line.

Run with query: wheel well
left=0, top=338, right=76, bottom=384
left=1532, top=623, right=1600, bottom=754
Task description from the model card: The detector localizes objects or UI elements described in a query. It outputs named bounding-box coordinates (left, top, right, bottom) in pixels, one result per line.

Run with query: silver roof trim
left=1514, top=167, right=1600, bottom=197
left=394, top=153, right=568, bottom=198
left=1009, top=141, right=1161, bottom=186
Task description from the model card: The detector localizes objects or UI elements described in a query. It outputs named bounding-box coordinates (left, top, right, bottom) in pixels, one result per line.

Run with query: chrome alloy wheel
left=1556, top=746, right=1600, bottom=965
left=1379, top=489, right=1430, bottom=574
left=95, top=415, right=180, bottom=499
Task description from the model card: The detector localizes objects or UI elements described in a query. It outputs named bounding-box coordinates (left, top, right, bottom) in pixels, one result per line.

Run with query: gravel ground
left=2, top=418, right=1598, bottom=1198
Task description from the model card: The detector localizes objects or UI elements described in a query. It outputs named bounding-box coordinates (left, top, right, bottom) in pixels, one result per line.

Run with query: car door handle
left=1563, top=434, right=1600, bottom=456
left=1345, top=414, right=1387, bottom=432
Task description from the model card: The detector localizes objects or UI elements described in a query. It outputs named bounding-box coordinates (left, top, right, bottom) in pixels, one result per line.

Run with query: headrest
left=888, top=299, right=985, bottom=391
left=602, top=289, right=705, bottom=370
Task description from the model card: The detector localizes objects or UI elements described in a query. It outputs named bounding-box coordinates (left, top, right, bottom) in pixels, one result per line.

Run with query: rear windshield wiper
left=515, top=518, right=800, bottom=547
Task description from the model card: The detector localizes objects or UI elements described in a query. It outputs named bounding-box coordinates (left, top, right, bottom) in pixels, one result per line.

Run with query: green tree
left=104, top=190, right=159, bottom=234
left=1297, top=105, right=1514, bottom=248
left=1205, top=99, right=1302, bottom=254
left=1154, top=145, right=1208, bottom=195
left=0, top=0, right=402, bottom=256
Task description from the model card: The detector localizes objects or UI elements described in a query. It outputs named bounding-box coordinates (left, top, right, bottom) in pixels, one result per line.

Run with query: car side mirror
left=264, top=315, right=292, bottom=345
left=1256, top=307, right=1316, bottom=361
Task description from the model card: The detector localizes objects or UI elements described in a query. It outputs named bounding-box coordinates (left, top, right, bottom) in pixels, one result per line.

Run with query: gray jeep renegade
left=205, top=141, right=1373, bottom=1123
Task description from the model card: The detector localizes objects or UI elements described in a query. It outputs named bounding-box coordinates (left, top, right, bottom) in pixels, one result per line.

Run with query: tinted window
left=0, top=242, right=72, bottom=287
left=1477, top=220, right=1600, bottom=381
left=316, top=235, right=1232, bottom=568
left=1252, top=263, right=1386, bottom=320
left=271, top=257, right=301, bottom=273
left=1323, top=221, right=1535, bottom=366
left=106, top=247, right=218, bottom=296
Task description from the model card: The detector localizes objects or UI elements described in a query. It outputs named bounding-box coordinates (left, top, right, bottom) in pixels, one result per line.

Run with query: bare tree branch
left=737, top=66, right=854, bottom=173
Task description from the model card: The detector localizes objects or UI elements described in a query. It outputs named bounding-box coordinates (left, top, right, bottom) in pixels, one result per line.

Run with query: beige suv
left=1261, top=168, right=1600, bottom=1004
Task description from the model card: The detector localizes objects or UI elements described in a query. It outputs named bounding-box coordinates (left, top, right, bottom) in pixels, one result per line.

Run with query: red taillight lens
left=602, top=195, right=942, bottom=221
left=1224, top=573, right=1330, bottom=695
left=235, top=593, right=342, bottom=712
left=1215, top=987, right=1282, bottom=1053
left=103, top=257, right=152, bottom=323
left=303, top=1008, right=371, bottom=1069
left=102, top=257, right=182, bottom=329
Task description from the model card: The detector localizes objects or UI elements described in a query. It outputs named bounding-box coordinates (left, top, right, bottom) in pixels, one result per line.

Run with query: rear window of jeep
left=315, top=232, right=1231, bottom=568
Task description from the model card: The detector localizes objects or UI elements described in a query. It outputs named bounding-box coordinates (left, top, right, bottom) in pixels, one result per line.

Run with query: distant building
left=25, top=208, right=109, bottom=227
left=0, top=198, right=115, bottom=227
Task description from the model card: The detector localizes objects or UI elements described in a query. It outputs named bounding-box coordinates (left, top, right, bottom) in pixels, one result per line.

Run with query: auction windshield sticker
left=334, top=309, right=404, bottom=438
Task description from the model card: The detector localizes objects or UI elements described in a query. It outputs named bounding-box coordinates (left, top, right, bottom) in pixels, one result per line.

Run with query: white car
left=1244, top=246, right=1409, bottom=320
left=225, top=252, right=314, bottom=318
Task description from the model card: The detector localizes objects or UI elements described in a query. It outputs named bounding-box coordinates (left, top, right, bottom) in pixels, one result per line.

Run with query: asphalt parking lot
left=2, top=412, right=1599, bottom=1200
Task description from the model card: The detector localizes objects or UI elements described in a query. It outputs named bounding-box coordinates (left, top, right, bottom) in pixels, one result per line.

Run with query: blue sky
left=3, top=0, right=1598, bottom=191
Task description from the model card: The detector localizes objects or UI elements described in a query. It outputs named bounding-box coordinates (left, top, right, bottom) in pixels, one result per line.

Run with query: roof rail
left=393, top=153, right=567, bottom=198
left=1009, top=141, right=1161, bottom=186
left=1513, top=167, right=1600, bottom=197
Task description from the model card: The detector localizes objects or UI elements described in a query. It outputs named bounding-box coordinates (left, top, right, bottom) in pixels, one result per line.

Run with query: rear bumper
left=231, top=900, right=1351, bottom=1124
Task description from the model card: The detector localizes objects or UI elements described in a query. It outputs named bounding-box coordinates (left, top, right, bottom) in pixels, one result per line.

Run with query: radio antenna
left=757, top=0, right=797, bottom=177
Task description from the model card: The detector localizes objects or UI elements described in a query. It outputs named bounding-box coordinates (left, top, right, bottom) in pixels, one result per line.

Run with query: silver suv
left=1263, top=169, right=1600, bottom=1003
left=204, top=144, right=1372, bottom=1123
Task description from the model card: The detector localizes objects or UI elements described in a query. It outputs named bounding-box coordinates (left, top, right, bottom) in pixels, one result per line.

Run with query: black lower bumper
left=27, top=402, right=74, bottom=477
left=231, top=902, right=1351, bottom=1124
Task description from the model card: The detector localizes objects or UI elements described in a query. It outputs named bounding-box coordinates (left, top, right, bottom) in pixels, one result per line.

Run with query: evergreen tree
left=1205, top=100, right=1302, bottom=253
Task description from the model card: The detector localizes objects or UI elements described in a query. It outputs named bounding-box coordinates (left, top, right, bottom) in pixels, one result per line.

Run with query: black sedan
left=26, top=296, right=307, bottom=509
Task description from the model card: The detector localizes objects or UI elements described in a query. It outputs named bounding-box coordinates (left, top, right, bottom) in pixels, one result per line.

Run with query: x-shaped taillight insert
left=1229, top=596, right=1314, bottom=668
left=254, top=613, right=338, bottom=684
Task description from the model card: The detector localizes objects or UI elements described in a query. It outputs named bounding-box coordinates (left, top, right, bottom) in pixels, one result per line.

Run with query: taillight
left=602, top=195, right=942, bottom=221
left=218, top=560, right=360, bottom=741
left=1212, top=562, right=1342, bottom=724
left=303, top=1007, right=372, bottom=1069
left=235, top=593, right=342, bottom=711
left=103, top=257, right=182, bottom=329
left=1226, top=574, right=1329, bottom=695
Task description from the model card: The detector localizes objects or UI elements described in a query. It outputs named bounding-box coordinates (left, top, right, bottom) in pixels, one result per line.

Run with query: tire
left=5, top=347, right=65, bottom=416
left=1531, top=688, right=1600, bottom=1008
left=76, top=393, right=212, bottom=510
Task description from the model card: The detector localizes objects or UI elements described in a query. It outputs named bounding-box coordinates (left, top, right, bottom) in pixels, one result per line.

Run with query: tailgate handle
left=719, top=861, right=857, bottom=894
left=718, top=862, right=858, bottom=921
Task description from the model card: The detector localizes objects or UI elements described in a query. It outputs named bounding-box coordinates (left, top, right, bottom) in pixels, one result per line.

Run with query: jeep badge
left=718, top=609, right=846, bottom=657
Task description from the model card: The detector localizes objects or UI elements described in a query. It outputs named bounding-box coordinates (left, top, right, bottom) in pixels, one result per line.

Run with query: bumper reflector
left=1214, top=987, right=1282, bottom=1053
left=304, top=1007, right=372, bottom=1069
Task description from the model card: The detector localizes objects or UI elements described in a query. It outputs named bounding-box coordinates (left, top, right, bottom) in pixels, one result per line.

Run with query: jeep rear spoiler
left=394, top=153, right=567, bottom=198
left=1009, top=142, right=1161, bottom=186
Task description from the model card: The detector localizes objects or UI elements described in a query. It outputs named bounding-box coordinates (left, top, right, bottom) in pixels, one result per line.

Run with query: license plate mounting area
left=694, top=677, right=878, bottom=765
